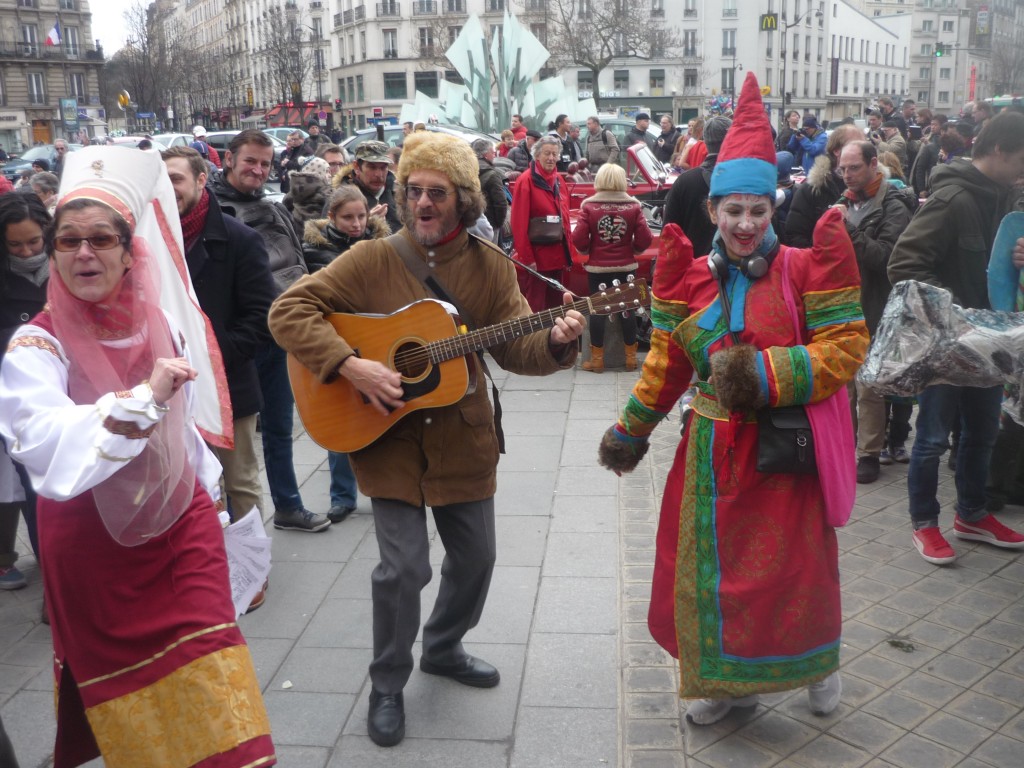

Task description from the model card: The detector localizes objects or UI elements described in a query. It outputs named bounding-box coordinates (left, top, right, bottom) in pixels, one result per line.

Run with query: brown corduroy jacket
left=269, top=227, right=576, bottom=507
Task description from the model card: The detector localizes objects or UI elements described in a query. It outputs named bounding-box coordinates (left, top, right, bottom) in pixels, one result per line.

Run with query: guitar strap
left=386, top=232, right=506, bottom=454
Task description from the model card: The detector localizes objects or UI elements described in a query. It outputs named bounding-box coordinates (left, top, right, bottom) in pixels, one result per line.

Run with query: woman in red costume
left=599, top=74, right=869, bottom=726
left=0, top=147, right=275, bottom=768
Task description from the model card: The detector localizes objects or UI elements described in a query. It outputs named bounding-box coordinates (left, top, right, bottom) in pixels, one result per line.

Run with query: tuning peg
left=598, top=282, right=607, bottom=291
left=611, top=279, right=621, bottom=287
left=627, top=273, right=635, bottom=282
left=635, top=306, right=646, bottom=316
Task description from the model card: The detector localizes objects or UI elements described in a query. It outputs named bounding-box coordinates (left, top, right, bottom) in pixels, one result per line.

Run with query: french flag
left=45, top=20, right=61, bottom=47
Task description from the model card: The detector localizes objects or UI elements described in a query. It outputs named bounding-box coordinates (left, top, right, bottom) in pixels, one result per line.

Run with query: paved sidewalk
left=1, top=363, right=1023, bottom=768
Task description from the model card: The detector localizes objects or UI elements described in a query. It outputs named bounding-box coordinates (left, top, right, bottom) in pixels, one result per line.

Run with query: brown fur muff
left=710, top=343, right=767, bottom=414
left=598, top=425, right=649, bottom=474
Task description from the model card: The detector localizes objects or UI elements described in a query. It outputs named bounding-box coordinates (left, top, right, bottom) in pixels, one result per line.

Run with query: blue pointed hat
left=709, top=72, right=777, bottom=199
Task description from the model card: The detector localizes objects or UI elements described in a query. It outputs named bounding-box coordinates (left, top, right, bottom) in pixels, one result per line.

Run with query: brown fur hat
left=396, top=131, right=480, bottom=194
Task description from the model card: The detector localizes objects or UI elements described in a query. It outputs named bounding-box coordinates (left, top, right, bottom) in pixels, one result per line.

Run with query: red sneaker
left=912, top=527, right=956, bottom=565
left=954, top=514, right=1024, bottom=549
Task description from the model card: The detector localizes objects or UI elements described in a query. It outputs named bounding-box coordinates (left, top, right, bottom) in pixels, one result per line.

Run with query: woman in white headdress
left=0, top=147, right=274, bottom=768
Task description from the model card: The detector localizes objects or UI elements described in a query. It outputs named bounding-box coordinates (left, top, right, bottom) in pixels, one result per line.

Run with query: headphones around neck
left=707, top=248, right=775, bottom=282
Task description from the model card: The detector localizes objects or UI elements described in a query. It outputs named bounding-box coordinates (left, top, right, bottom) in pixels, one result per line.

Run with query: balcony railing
left=722, top=8, right=737, bottom=17
left=684, top=8, right=697, bottom=17
left=651, top=8, right=664, bottom=17
left=485, top=0, right=504, bottom=11
left=310, top=0, right=323, bottom=9
left=377, top=2, right=400, bottom=16
left=383, top=48, right=399, bottom=58
left=722, top=46, right=736, bottom=56
left=0, top=40, right=104, bottom=60
left=334, top=11, right=342, bottom=26
left=444, top=0, right=466, bottom=12
left=354, top=5, right=365, bottom=21
left=411, top=1, right=436, bottom=15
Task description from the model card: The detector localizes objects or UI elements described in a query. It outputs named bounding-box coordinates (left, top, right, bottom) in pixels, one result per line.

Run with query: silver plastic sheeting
left=857, top=280, right=1024, bottom=420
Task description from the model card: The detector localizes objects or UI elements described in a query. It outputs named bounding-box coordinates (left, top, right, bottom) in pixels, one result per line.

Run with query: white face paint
left=708, top=194, right=774, bottom=262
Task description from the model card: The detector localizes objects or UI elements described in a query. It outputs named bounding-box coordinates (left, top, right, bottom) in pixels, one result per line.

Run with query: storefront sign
left=60, top=98, right=79, bottom=132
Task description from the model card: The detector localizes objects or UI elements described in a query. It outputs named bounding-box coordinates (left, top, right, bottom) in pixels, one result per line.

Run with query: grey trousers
left=368, top=496, right=496, bottom=694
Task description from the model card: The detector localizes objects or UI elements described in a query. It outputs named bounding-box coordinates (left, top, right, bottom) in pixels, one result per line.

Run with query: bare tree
left=991, top=37, right=1024, bottom=95
left=255, top=5, right=317, bottom=105
left=518, top=0, right=679, bottom=109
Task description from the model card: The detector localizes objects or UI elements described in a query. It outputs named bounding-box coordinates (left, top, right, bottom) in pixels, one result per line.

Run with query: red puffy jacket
left=571, top=192, right=653, bottom=272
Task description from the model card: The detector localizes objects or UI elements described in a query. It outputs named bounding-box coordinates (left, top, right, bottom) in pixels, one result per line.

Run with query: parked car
left=108, top=136, right=169, bottom=150
left=152, top=133, right=195, bottom=149
left=1, top=144, right=78, bottom=183
left=339, top=123, right=498, bottom=156
left=263, top=127, right=308, bottom=143
left=203, top=130, right=287, bottom=182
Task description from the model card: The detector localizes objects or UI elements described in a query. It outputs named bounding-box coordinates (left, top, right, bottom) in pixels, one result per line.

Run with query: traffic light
left=934, top=43, right=945, bottom=57
left=334, top=98, right=342, bottom=111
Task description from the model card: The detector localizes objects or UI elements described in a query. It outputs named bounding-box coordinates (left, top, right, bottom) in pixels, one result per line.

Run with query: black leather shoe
left=367, top=689, right=404, bottom=747
left=327, top=504, right=355, bottom=523
left=420, top=655, right=500, bottom=688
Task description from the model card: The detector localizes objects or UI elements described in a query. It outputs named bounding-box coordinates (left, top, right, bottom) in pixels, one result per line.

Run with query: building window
left=722, top=0, right=737, bottom=17
left=578, top=70, right=593, bottom=92
left=652, top=0, right=664, bottom=17
left=682, top=30, right=697, bottom=57
left=445, top=69, right=464, bottom=84
left=917, top=90, right=929, bottom=103
left=419, top=27, right=434, bottom=55
left=614, top=69, right=629, bottom=90
left=530, top=24, right=546, bottom=46
left=487, top=0, right=504, bottom=11
left=356, top=75, right=364, bottom=101
left=347, top=76, right=354, bottom=103
left=684, top=0, right=697, bottom=18
left=722, top=29, right=736, bottom=56
left=360, top=31, right=366, bottom=60
left=17, top=0, right=38, bottom=7
left=448, top=26, right=462, bottom=45
left=939, top=67, right=950, bottom=79
left=27, top=72, right=45, bottom=104
left=920, top=44, right=932, bottom=56
left=649, top=68, right=665, bottom=94
left=922, top=20, right=933, bottom=32
left=20, top=25, right=38, bottom=56
left=938, top=90, right=949, bottom=102
left=383, top=28, right=398, bottom=58
left=414, top=71, right=439, bottom=97
left=64, top=26, right=80, bottom=57
left=383, top=73, right=406, bottom=99
left=942, top=20, right=953, bottom=32
left=59, top=0, right=77, bottom=9
left=444, top=0, right=465, bottom=12
left=0, top=75, right=5, bottom=106
left=721, top=67, right=735, bottom=94
left=919, top=66, right=930, bottom=79
left=684, top=68, right=697, bottom=88
left=69, top=72, right=86, bottom=100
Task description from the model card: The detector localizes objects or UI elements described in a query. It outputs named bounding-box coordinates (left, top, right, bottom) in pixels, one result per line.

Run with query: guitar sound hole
left=393, top=341, right=429, bottom=379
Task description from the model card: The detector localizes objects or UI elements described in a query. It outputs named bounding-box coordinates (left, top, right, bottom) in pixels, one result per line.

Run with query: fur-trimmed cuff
left=711, top=344, right=768, bottom=414
left=598, top=424, right=649, bottom=474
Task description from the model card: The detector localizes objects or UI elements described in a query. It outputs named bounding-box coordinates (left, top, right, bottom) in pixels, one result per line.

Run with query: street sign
left=117, top=90, right=131, bottom=111
left=318, top=110, right=327, bottom=120
left=136, top=112, right=155, bottom=118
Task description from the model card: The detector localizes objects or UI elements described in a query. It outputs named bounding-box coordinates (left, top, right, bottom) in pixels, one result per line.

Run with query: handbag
left=527, top=216, right=564, bottom=244
left=756, top=405, right=817, bottom=474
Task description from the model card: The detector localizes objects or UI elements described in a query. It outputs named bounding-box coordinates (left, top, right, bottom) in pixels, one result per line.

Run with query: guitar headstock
left=588, top=278, right=651, bottom=317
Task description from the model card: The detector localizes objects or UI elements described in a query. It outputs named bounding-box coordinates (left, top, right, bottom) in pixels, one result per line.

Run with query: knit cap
left=709, top=72, right=777, bottom=199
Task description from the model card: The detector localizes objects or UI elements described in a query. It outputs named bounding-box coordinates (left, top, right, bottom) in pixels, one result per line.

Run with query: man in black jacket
left=207, top=130, right=330, bottom=534
left=278, top=130, right=312, bottom=194
left=661, top=116, right=731, bottom=257
left=471, top=138, right=508, bottom=232
left=163, top=145, right=275, bottom=523
left=835, top=141, right=916, bottom=484
left=333, top=140, right=402, bottom=233
left=888, top=111, right=1024, bottom=565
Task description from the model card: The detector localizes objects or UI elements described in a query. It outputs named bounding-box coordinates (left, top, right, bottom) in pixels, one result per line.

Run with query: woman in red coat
left=510, top=135, right=576, bottom=311
left=571, top=163, right=653, bottom=372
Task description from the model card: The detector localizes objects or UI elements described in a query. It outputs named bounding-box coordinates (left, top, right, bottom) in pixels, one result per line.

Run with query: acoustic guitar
left=287, top=279, right=650, bottom=452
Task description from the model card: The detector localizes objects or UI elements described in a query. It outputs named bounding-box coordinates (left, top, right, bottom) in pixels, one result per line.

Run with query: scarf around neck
left=843, top=172, right=884, bottom=203
left=8, top=251, right=49, bottom=286
left=180, top=188, right=210, bottom=251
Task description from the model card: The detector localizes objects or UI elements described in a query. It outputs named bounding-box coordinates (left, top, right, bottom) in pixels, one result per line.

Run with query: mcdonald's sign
left=760, top=13, right=779, bottom=30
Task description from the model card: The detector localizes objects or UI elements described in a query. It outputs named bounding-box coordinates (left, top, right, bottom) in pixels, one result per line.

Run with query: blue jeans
left=255, top=341, right=304, bottom=513
left=328, top=452, right=357, bottom=508
left=907, top=384, right=1002, bottom=527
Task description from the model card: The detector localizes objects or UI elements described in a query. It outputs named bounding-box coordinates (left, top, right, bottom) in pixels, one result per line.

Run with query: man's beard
left=401, top=202, right=459, bottom=246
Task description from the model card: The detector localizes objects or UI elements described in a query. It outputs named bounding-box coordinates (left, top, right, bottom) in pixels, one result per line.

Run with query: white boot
left=685, top=695, right=759, bottom=725
left=807, top=671, right=842, bottom=715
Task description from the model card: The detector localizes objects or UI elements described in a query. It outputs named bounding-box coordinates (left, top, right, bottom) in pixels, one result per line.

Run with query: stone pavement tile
left=956, top=548, right=1019, bottom=575
left=563, top=417, right=613, bottom=442
left=503, top=413, right=567, bottom=436
left=239, top=561, right=342, bottom=640
left=329, top=736, right=509, bottom=768
left=841, top=520, right=890, bottom=543
left=851, top=541, right=905, bottom=563
left=1, top=689, right=55, bottom=768
left=861, top=690, right=935, bottom=729
left=550, top=492, right=618, bottom=533
left=568, top=396, right=617, bottom=421
left=915, top=710, right=995, bottom=754
left=1000, top=710, right=1024, bottom=741
left=860, top=563, right=924, bottom=588
left=263, top=690, right=356, bottom=746
left=735, top=709, right=821, bottom=756
left=879, top=733, right=962, bottom=768
left=460, top=567, right=538, bottom=647
left=498, top=435, right=562, bottom=471
left=247, top=637, right=296, bottom=690
left=693, top=734, right=781, bottom=768
left=625, top=666, right=678, bottom=694
left=904, top=574, right=968, bottom=600
left=499, top=389, right=572, bottom=413
left=628, top=750, right=687, bottom=768
left=946, top=636, right=1015, bottom=668
left=494, top=515, right=549, bottom=566
left=555, top=465, right=620, bottom=496
left=625, top=599, right=649, bottom=623
left=995, top=559, right=1024, bottom=583
left=843, top=653, right=913, bottom=688
left=998, top=649, right=1024, bottom=677
left=0, top=638, right=51, bottom=669
left=892, top=671, right=964, bottom=708
left=626, top=718, right=684, bottom=750
left=787, top=732, right=873, bottom=767
left=902, top=619, right=966, bottom=651
left=270, top=647, right=372, bottom=695
left=996, top=595, right=1024, bottom=625
left=840, top=620, right=892, bottom=650
left=971, top=619, right=1022, bottom=649
left=624, top=520, right=657, bottom=538
left=0, top=664, right=37, bottom=695
left=837, top=672, right=885, bottom=708
left=624, top=642, right=675, bottom=669
left=494, top=470, right=556, bottom=516
left=843, top=576, right=900, bottom=603
left=878, top=588, right=943, bottom=619
left=838, top=552, right=877, bottom=577
left=827, top=710, right=906, bottom=753
left=543, top=532, right=618, bottom=578
left=840, top=593, right=876, bottom=620
left=273, top=745, right=330, bottom=768
left=509, top=705, right=617, bottom=768
left=855, top=604, right=917, bottom=634
left=533, top=576, right=617, bottom=634
left=943, top=690, right=1020, bottom=730
left=624, top=563, right=654, bottom=583
left=626, top=691, right=682, bottom=719
left=571, top=380, right=619, bottom=400
left=521, top=633, right=617, bottom=708
left=267, top=510, right=369, bottom=563
left=924, top=653, right=992, bottom=688
left=775, top=696, right=850, bottom=731
left=561, top=437, right=602, bottom=466
left=925, top=603, right=991, bottom=635
left=326, top=556, right=375, bottom=600
left=298, top=598, right=373, bottom=648
left=501, top=367, right=576, bottom=390
left=871, top=637, right=942, bottom=670
left=625, top=620, right=660, bottom=643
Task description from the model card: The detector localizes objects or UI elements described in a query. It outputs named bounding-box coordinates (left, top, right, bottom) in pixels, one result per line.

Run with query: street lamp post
left=302, top=24, right=326, bottom=108
left=780, top=9, right=823, bottom=125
